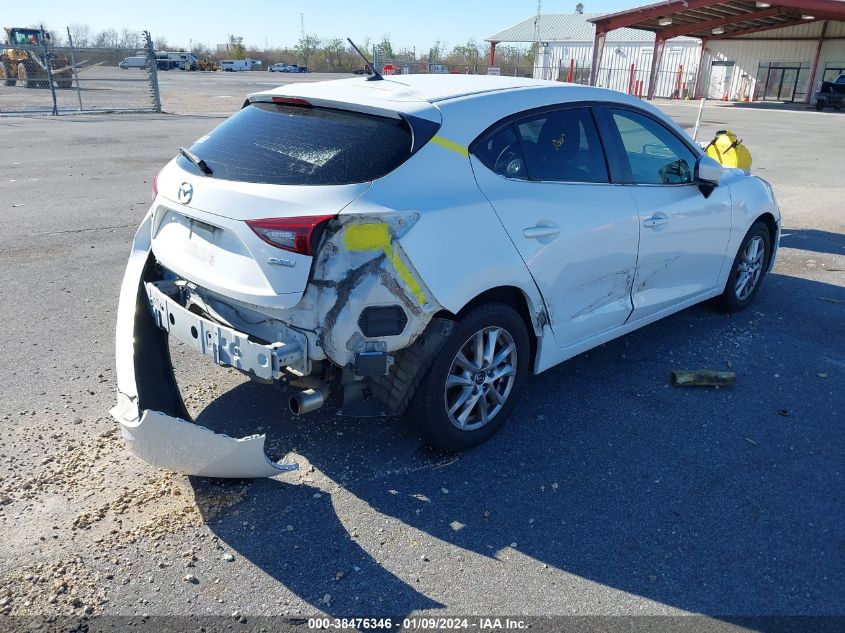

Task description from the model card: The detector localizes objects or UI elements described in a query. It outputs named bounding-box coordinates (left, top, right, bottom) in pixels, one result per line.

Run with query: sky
left=11, top=0, right=645, bottom=52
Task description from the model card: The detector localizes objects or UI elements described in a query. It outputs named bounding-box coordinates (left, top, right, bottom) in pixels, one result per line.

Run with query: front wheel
left=406, top=303, right=530, bottom=451
left=719, top=220, right=772, bottom=312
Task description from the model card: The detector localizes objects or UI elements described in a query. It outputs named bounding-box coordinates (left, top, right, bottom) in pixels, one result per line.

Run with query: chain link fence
left=375, top=60, right=697, bottom=100
left=531, top=63, right=697, bottom=99
left=0, top=28, right=160, bottom=115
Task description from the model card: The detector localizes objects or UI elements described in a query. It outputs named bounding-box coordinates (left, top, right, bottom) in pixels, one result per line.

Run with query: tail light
left=152, top=170, right=160, bottom=201
left=246, top=215, right=335, bottom=256
left=271, top=96, right=311, bottom=107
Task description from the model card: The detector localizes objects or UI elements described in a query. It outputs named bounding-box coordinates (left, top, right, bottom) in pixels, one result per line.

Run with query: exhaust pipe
left=289, top=386, right=326, bottom=416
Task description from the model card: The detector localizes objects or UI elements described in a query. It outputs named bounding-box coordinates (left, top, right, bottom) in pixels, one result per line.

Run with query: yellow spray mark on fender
left=383, top=242, right=426, bottom=306
left=430, top=135, right=469, bottom=158
left=344, top=223, right=427, bottom=306
left=344, top=223, right=391, bottom=251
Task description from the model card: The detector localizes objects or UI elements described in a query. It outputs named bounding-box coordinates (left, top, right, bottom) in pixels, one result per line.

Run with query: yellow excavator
left=1, top=27, right=74, bottom=88
left=197, top=56, right=220, bottom=72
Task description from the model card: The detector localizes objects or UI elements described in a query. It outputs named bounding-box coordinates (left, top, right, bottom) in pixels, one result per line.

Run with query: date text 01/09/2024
left=306, top=617, right=528, bottom=629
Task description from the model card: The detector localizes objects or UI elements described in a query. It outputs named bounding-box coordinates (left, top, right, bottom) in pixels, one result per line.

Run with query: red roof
left=590, top=0, right=845, bottom=39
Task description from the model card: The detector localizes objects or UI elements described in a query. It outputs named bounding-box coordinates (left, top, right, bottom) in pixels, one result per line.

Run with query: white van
left=119, top=56, right=148, bottom=70
left=221, top=59, right=261, bottom=72
left=430, top=64, right=449, bottom=74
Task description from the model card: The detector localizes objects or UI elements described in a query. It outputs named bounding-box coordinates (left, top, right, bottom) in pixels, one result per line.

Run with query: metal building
left=589, top=0, right=845, bottom=103
left=487, top=10, right=702, bottom=98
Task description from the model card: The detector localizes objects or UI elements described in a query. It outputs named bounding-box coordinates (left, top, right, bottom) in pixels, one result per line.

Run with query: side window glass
left=610, top=110, right=696, bottom=185
left=472, top=125, right=527, bottom=180
left=514, top=108, right=608, bottom=183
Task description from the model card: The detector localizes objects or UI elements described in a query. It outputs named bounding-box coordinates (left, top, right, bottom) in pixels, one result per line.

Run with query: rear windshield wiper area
left=179, top=146, right=213, bottom=175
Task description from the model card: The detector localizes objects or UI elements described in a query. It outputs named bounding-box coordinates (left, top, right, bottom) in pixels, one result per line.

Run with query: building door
left=708, top=61, right=734, bottom=99
left=763, top=66, right=801, bottom=101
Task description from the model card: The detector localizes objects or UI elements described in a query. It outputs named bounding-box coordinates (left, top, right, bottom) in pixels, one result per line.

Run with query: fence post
left=40, top=26, right=58, bottom=115
left=676, top=64, right=683, bottom=99
left=567, top=58, right=574, bottom=82
left=144, top=31, right=162, bottom=113
left=65, top=27, right=83, bottom=111
left=627, top=63, right=635, bottom=94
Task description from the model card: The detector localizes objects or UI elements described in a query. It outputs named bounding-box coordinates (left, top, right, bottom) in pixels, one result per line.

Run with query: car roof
left=375, top=74, right=552, bottom=102
left=252, top=75, right=681, bottom=141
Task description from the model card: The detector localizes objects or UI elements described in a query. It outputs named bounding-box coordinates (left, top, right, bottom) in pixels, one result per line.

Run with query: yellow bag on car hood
left=705, top=129, right=752, bottom=171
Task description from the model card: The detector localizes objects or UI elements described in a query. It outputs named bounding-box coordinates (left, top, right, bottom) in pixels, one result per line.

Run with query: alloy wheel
left=443, top=326, right=517, bottom=431
left=734, top=235, right=766, bottom=301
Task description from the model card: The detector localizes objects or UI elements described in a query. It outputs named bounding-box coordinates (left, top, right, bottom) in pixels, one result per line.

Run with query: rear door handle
left=523, top=226, right=561, bottom=239
left=642, top=214, right=669, bottom=229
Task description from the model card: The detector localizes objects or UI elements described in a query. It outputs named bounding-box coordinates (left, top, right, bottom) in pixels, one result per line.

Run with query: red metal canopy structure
left=589, top=0, right=845, bottom=100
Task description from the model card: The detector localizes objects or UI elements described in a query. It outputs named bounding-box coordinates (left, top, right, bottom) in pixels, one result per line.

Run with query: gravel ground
left=0, top=92, right=842, bottom=627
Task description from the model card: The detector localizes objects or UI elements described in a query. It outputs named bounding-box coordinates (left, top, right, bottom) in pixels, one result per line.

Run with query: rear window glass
left=177, top=102, right=413, bottom=185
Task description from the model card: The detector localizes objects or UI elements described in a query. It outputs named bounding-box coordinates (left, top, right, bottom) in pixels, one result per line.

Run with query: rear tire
left=0, top=61, right=15, bottom=86
left=17, top=61, right=45, bottom=89
left=718, top=220, right=771, bottom=313
left=406, top=302, right=530, bottom=451
left=17, top=62, right=31, bottom=88
left=816, top=100, right=824, bottom=111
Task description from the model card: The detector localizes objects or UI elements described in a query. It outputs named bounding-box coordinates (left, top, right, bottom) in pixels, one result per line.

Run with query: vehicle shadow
left=192, top=271, right=845, bottom=618
left=779, top=227, right=845, bottom=258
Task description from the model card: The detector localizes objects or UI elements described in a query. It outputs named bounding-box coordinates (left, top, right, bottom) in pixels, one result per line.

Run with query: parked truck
left=815, top=74, right=845, bottom=111
left=0, top=26, right=73, bottom=88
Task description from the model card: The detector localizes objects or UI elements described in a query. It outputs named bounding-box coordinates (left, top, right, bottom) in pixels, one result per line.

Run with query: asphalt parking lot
left=0, top=74, right=843, bottom=626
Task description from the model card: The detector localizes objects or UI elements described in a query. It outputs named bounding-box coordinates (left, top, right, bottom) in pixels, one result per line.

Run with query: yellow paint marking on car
left=430, top=135, right=469, bottom=158
left=344, top=222, right=391, bottom=251
left=344, top=223, right=427, bottom=306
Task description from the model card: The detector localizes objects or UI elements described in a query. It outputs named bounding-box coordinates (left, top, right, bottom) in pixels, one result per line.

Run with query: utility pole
left=533, top=0, right=542, bottom=79
left=300, top=13, right=305, bottom=40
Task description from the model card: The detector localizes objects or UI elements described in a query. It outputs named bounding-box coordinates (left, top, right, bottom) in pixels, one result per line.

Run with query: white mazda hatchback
left=112, top=75, right=780, bottom=477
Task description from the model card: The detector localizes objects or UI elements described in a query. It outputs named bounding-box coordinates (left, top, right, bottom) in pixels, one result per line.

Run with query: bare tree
left=295, top=34, right=320, bottom=67
left=67, top=23, right=90, bottom=47
left=428, top=39, right=445, bottom=63
left=119, top=28, right=140, bottom=49
left=153, top=36, right=169, bottom=51
left=324, top=37, right=344, bottom=69
left=94, top=28, right=119, bottom=48
left=228, top=35, right=245, bottom=59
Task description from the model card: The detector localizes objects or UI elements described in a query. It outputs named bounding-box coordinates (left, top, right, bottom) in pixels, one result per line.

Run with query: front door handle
left=523, top=225, right=561, bottom=239
left=642, top=214, right=669, bottom=229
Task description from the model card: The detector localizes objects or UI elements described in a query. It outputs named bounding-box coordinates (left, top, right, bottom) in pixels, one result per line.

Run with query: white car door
left=470, top=105, right=640, bottom=348
left=596, top=107, right=733, bottom=321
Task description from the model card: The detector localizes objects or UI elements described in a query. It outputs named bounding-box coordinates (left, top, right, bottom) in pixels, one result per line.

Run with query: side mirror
left=696, top=154, right=723, bottom=185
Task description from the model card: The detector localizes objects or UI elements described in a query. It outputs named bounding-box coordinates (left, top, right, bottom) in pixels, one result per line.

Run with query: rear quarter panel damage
left=341, top=126, right=548, bottom=331
left=307, top=213, right=439, bottom=366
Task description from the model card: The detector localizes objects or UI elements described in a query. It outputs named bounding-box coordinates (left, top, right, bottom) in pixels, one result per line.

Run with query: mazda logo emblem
left=177, top=182, right=193, bottom=205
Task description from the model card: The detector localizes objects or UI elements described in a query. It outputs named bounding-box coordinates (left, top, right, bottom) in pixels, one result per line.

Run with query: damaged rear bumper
left=110, top=212, right=299, bottom=478
left=112, top=394, right=297, bottom=478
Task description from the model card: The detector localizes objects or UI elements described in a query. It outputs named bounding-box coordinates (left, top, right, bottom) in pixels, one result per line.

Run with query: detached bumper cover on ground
left=110, top=212, right=298, bottom=478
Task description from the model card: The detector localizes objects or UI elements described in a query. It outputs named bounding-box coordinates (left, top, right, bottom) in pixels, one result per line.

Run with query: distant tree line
left=29, top=24, right=536, bottom=74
